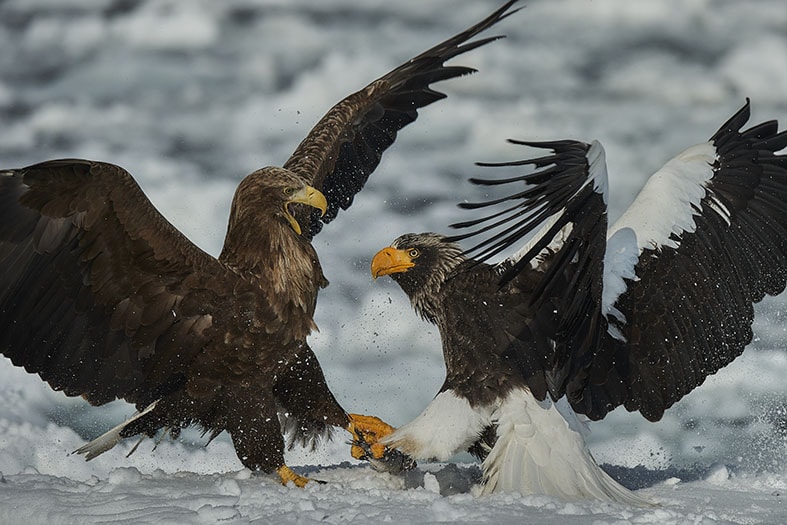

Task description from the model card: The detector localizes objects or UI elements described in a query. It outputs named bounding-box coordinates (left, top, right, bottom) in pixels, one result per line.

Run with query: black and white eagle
left=369, top=100, right=787, bottom=504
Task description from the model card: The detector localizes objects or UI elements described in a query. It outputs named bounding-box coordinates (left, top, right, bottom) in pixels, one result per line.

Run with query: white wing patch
left=608, top=142, right=717, bottom=251
left=601, top=141, right=720, bottom=336
left=587, top=140, right=610, bottom=204
left=602, top=228, right=639, bottom=341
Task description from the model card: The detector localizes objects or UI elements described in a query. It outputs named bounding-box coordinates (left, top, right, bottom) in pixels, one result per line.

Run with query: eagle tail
left=73, top=400, right=159, bottom=460
left=481, top=389, right=651, bottom=506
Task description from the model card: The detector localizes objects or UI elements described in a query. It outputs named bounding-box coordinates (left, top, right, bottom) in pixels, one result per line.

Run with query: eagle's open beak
left=371, top=247, right=415, bottom=279
left=285, top=185, right=328, bottom=235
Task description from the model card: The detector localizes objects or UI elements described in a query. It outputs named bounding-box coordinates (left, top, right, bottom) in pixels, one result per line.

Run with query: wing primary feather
left=448, top=140, right=593, bottom=269
left=284, top=1, right=520, bottom=239
left=709, top=98, right=751, bottom=145
left=0, top=6, right=527, bottom=477
left=577, top=101, right=787, bottom=421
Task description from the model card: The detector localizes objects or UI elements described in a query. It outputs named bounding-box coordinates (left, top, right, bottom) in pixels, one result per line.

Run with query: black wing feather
left=283, top=1, right=520, bottom=239
left=0, top=160, right=225, bottom=407
left=449, top=101, right=787, bottom=423
left=574, top=101, right=787, bottom=421
left=449, top=139, right=608, bottom=401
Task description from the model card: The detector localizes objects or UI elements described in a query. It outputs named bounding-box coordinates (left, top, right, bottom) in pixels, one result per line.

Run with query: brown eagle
left=369, top=101, right=787, bottom=503
left=0, top=2, right=518, bottom=486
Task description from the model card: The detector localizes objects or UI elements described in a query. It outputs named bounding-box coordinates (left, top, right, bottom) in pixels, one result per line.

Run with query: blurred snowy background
left=1, top=0, right=786, bottom=485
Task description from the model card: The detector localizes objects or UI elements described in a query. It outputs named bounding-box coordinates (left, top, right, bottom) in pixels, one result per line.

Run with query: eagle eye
left=408, top=248, right=420, bottom=259
left=283, top=187, right=296, bottom=196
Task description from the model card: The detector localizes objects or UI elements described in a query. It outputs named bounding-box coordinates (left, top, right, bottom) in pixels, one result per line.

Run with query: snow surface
left=1, top=0, right=787, bottom=522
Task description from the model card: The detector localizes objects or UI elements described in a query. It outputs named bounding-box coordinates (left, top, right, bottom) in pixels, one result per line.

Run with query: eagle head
left=230, top=167, right=327, bottom=236
left=371, top=233, right=465, bottom=319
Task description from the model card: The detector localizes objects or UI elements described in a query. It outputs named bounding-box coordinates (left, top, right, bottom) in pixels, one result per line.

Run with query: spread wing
left=0, top=159, right=229, bottom=407
left=449, top=140, right=609, bottom=402
left=284, top=1, right=519, bottom=239
left=451, top=100, right=787, bottom=422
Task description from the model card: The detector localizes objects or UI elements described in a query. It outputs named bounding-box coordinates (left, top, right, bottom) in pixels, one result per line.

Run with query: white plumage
left=480, top=389, right=650, bottom=505
left=74, top=401, right=159, bottom=460
left=383, top=390, right=494, bottom=461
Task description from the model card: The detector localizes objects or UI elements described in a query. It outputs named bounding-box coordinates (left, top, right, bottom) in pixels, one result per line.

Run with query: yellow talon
left=347, top=413, right=416, bottom=473
left=348, top=413, right=395, bottom=437
left=277, top=465, right=310, bottom=488
left=350, top=443, right=368, bottom=460
left=369, top=442, right=387, bottom=460
left=347, top=413, right=396, bottom=460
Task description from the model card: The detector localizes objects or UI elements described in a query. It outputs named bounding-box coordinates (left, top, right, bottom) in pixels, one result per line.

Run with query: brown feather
left=286, top=0, right=520, bottom=239
left=0, top=3, right=517, bottom=475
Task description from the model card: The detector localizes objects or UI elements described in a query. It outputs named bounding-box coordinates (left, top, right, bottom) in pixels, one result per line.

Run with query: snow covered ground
left=1, top=0, right=786, bottom=522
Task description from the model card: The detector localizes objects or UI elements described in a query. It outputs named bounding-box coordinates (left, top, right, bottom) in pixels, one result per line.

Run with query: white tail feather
left=72, top=400, right=159, bottom=460
left=481, top=389, right=651, bottom=506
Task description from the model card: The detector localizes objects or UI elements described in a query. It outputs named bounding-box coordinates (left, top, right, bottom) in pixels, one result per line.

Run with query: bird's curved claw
left=348, top=414, right=394, bottom=459
left=347, top=413, right=416, bottom=474
left=350, top=430, right=417, bottom=474
left=276, top=465, right=323, bottom=487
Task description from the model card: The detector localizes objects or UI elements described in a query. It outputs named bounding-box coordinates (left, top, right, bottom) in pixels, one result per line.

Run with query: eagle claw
left=349, top=428, right=417, bottom=474
left=276, top=465, right=313, bottom=488
left=347, top=413, right=416, bottom=473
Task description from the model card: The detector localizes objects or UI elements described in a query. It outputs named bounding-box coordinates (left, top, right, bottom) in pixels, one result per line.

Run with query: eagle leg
left=276, top=465, right=314, bottom=488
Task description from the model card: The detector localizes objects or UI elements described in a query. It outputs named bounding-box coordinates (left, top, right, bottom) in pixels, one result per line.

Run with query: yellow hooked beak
left=285, top=185, right=328, bottom=235
left=371, top=247, right=415, bottom=279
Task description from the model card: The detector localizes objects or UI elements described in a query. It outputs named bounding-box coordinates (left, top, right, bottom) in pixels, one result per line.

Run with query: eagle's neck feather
left=410, top=281, right=442, bottom=324
left=220, top=216, right=324, bottom=335
left=407, top=246, right=465, bottom=324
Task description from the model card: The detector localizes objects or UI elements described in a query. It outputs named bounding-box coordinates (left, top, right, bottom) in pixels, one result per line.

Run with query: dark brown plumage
left=370, top=101, right=787, bottom=502
left=372, top=232, right=551, bottom=409
left=0, top=2, right=518, bottom=486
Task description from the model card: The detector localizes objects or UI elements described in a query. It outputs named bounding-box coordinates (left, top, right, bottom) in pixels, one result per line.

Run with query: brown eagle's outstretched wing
left=284, top=1, right=520, bottom=239
left=0, top=159, right=228, bottom=407
left=452, top=101, right=787, bottom=422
